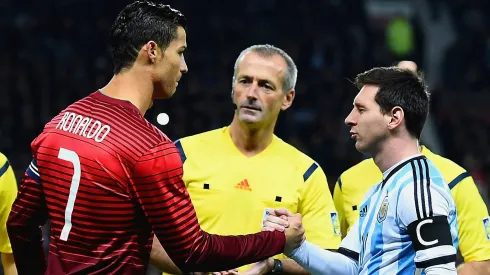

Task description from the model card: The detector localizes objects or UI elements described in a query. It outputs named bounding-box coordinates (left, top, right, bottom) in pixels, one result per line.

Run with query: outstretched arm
left=264, top=209, right=359, bottom=275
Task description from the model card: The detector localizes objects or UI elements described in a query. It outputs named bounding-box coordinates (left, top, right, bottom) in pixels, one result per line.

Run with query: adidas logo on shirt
left=235, top=179, right=252, bottom=191
left=360, top=205, right=368, bottom=217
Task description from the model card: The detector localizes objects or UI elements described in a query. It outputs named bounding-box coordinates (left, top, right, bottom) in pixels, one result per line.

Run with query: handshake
left=262, top=208, right=306, bottom=254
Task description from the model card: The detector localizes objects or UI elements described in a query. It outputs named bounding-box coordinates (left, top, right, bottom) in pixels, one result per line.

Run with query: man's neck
left=228, top=116, right=275, bottom=157
left=100, top=68, right=153, bottom=116
left=372, top=137, right=421, bottom=173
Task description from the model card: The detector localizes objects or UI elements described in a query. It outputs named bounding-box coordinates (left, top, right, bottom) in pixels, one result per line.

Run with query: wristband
left=271, top=259, right=284, bottom=273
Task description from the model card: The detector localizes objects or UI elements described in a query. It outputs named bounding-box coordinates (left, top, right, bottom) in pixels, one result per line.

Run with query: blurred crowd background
left=1, top=0, right=490, bottom=273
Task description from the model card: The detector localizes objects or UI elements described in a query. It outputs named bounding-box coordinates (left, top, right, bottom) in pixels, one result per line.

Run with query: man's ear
left=145, top=41, right=159, bottom=63
left=281, top=89, right=295, bottom=111
left=387, top=106, right=404, bottom=130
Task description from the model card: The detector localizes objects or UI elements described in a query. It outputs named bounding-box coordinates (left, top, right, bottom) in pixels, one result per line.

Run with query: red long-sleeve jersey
left=7, top=91, right=285, bottom=275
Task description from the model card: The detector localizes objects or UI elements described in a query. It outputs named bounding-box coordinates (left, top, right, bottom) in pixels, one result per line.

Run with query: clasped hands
left=193, top=209, right=305, bottom=275
left=262, top=208, right=306, bottom=254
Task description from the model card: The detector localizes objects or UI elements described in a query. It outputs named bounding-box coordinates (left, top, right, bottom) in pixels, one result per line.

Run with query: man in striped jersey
left=6, top=1, right=304, bottom=275
left=264, top=67, right=458, bottom=274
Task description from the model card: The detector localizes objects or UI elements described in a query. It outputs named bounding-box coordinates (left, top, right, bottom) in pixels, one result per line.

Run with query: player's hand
left=283, top=213, right=305, bottom=253
left=264, top=209, right=305, bottom=253
left=262, top=208, right=291, bottom=232
left=262, top=208, right=304, bottom=253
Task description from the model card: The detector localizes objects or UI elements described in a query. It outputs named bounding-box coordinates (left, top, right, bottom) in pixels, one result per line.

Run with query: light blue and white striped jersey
left=339, top=154, right=458, bottom=275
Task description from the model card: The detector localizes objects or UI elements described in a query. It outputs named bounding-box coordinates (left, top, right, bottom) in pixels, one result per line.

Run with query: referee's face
left=232, top=52, right=293, bottom=126
left=345, top=85, right=389, bottom=154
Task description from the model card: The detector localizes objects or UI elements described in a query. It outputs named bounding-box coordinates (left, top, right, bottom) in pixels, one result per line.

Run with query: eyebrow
left=354, top=103, right=366, bottom=109
left=239, top=75, right=276, bottom=86
left=258, top=79, right=275, bottom=87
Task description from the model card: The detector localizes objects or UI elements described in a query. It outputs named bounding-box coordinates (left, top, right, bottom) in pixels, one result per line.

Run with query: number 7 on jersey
left=58, top=148, right=81, bottom=241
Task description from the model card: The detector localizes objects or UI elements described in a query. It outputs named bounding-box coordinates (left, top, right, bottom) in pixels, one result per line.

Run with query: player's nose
left=345, top=109, right=356, bottom=126
left=180, top=56, right=188, bottom=73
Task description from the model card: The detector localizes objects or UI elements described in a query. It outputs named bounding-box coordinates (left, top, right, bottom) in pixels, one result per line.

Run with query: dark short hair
left=354, top=67, right=430, bottom=139
left=110, top=1, right=186, bottom=74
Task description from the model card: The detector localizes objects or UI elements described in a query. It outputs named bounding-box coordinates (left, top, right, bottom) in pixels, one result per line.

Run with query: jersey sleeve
left=0, top=157, right=17, bottom=253
left=287, top=240, right=358, bottom=275
left=333, top=177, right=349, bottom=239
left=450, top=174, right=490, bottom=262
left=338, top=217, right=360, bottom=262
left=397, top=175, right=457, bottom=270
left=128, top=141, right=286, bottom=273
left=7, top=158, right=49, bottom=275
left=298, top=163, right=341, bottom=250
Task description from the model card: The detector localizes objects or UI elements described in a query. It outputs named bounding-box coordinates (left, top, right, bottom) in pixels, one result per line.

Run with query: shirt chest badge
left=377, top=195, right=389, bottom=223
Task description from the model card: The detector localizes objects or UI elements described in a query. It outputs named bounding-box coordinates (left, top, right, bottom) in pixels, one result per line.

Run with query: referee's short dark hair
left=354, top=67, right=430, bottom=139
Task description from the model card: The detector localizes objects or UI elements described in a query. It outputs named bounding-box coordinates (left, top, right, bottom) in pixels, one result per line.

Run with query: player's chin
left=154, top=87, right=177, bottom=99
left=354, top=140, right=367, bottom=153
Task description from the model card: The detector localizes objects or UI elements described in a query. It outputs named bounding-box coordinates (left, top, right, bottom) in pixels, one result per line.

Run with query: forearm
left=148, top=204, right=285, bottom=272
left=1, top=253, right=18, bottom=275
left=280, top=259, right=310, bottom=275
left=150, top=237, right=182, bottom=274
left=281, top=259, right=309, bottom=275
left=182, top=231, right=285, bottom=272
left=286, top=241, right=357, bottom=275
left=457, top=260, right=490, bottom=275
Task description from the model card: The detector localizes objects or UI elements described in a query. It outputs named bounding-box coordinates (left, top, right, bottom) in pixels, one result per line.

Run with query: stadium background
left=1, top=0, right=489, bottom=274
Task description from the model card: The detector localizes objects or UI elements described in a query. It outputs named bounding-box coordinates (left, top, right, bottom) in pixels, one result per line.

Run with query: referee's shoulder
left=338, top=158, right=377, bottom=187
left=341, top=158, right=376, bottom=179
left=175, top=128, right=224, bottom=149
left=0, top=152, right=7, bottom=166
left=173, top=128, right=225, bottom=163
left=0, top=152, right=14, bottom=191
left=423, top=150, right=468, bottom=189
left=0, top=152, right=9, bottom=177
left=275, top=137, right=323, bottom=180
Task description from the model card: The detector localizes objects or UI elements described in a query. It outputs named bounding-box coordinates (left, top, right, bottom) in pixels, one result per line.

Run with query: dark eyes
left=239, top=79, right=273, bottom=90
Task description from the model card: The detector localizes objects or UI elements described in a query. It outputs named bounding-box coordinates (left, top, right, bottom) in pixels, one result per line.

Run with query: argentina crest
left=377, top=195, right=389, bottom=223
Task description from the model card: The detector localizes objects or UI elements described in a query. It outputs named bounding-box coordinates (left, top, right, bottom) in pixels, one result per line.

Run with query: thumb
left=274, top=208, right=293, bottom=217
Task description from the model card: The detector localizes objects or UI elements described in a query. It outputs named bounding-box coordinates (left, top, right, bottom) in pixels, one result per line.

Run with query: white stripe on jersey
left=29, top=162, right=39, bottom=176
left=415, top=245, right=457, bottom=264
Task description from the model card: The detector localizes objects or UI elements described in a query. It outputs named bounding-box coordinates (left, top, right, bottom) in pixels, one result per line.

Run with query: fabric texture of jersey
left=335, top=146, right=490, bottom=262
left=174, top=126, right=341, bottom=272
left=0, top=152, right=17, bottom=253
left=339, top=155, right=458, bottom=274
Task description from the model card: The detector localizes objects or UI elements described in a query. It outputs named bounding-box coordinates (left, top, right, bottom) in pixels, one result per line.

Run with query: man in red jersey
left=6, top=1, right=304, bottom=275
